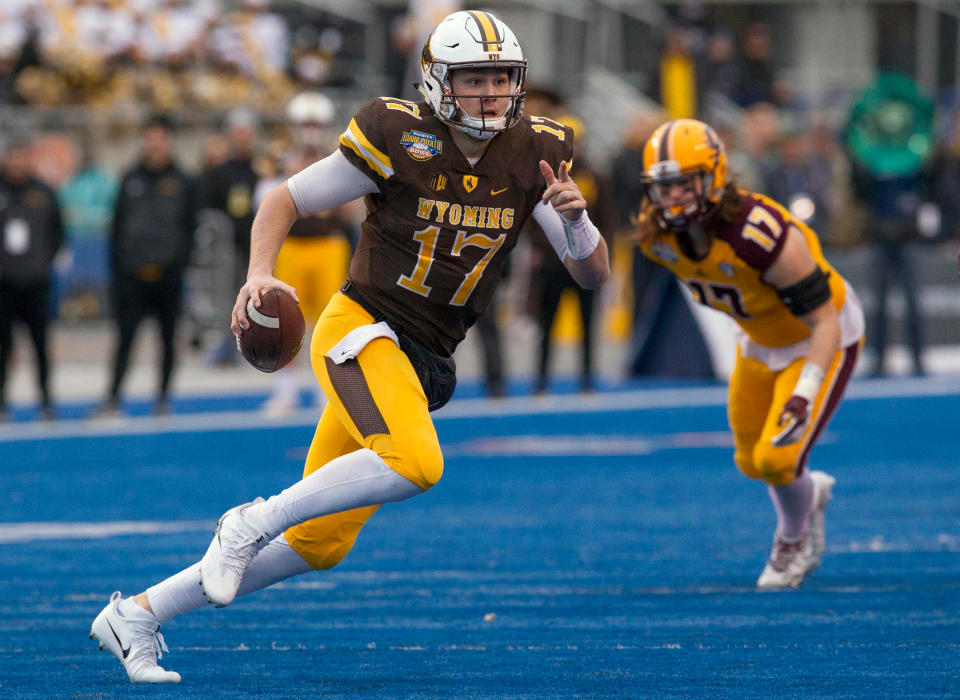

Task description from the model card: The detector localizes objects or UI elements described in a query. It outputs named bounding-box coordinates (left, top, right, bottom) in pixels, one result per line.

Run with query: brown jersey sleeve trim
left=324, top=356, right=390, bottom=438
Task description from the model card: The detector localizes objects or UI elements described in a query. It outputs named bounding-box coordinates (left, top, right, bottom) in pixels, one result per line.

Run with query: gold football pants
left=273, top=236, right=351, bottom=323
left=728, top=340, right=861, bottom=486
left=284, top=292, right=443, bottom=569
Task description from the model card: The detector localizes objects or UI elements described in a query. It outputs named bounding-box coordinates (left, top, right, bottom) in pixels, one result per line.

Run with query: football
left=236, top=288, right=305, bottom=373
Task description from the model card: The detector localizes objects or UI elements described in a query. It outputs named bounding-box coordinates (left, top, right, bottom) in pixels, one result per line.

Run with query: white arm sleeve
left=286, top=149, right=380, bottom=216
left=532, top=201, right=601, bottom=261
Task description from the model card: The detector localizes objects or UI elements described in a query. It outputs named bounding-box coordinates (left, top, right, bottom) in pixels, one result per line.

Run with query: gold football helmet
left=642, top=119, right=728, bottom=231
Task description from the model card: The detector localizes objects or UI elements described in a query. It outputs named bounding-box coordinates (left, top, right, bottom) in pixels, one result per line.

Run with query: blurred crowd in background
left=0, top=0, right=357, bottom=111
left=2, top=0, right=959, bottom=420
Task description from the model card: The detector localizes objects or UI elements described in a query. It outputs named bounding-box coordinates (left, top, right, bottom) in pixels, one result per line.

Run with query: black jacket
left=112, top=161, right=197, bottom=277
left=200, top=156, right=258, bottom=251
left=0, top=175, right=64, bottom=287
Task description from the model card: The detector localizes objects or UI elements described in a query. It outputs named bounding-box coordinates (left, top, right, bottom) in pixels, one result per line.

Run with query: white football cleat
left=261, top=394, right=298, bottom=418
left=200, top=497, right=268, bottom=607
left=807, top=470, right=836, bottom=567
left=756, top=534, right=815, bottom=589
left=89, top=591, right=181, bottom=683
left=757, top=470, right=836, bottom=590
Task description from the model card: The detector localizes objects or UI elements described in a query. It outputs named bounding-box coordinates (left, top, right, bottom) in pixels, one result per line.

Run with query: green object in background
left=845, top=72, right=935, bottom=177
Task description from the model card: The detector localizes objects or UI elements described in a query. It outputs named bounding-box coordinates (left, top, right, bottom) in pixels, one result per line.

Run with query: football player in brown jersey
left=636, top=119, right=865, bottom=589
left=90, top=10, right=609, bottom=683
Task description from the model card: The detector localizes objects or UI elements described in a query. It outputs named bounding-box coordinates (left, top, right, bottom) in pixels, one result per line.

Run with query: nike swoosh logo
left=491, top=187, right=509, bottom=195
left=106, top=618, right=131, bottom=659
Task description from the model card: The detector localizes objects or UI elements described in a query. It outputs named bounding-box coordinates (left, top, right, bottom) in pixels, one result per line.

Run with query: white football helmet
left=286, top=91, right=336, bottom=148
left=417, top=10, right=526, bottom=140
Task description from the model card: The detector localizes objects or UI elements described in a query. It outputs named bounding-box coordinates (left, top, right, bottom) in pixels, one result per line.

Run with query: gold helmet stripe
left=469, top=10, right=503, bottom=50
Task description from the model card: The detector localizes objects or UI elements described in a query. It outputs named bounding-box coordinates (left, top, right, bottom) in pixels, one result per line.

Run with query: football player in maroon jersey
left=91, top=10, right=609, bottom=683
left=637, top=119, right=865, bottom=589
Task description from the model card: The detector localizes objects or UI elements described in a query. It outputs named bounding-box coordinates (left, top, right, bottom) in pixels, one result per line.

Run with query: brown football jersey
left=339, top=97, right=573, bottom=356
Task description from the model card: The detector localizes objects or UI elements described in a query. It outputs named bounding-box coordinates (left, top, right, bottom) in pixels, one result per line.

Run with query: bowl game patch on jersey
left=401, top=130, right=443, bottom=161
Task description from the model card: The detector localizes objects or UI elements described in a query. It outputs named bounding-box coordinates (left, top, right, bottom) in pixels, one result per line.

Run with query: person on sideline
left=90, top=10, right=609, bottom=683
left=99, top=114, right=196, bottom=416
left=635, top=119, right=864, bottom=589
left=0, top=132, right=64, bottom=420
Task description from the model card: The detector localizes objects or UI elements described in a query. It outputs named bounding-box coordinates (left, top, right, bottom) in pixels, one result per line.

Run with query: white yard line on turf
left=0, top=376, right=958, bottom=443
left=0, top=520, right=212, bottom=544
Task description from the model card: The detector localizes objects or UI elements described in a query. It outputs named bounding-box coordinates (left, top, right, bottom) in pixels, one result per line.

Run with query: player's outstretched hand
left=231, top=274, right=299, bottom=334
left=771, top=395, right=810, bottom=447
left=540, top=160, right=586, bottom=222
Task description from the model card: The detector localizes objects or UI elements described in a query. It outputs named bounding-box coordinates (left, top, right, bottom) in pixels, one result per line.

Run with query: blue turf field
left=1, top=378, right=958, bottom=698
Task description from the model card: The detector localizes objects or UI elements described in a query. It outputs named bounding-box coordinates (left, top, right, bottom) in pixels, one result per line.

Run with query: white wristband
left=793, top=362, right=825, bottom=402
left=560, top=210, right=601, bottom=261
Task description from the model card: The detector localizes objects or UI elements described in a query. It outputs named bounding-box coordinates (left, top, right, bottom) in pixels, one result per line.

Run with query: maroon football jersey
left=338, top=97, right=573, bottom=356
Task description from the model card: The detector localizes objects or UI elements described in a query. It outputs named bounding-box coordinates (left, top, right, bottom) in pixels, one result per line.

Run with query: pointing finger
left=558, top=160, right=571, bottom=182
left=539, top=160, right=556, bottom=187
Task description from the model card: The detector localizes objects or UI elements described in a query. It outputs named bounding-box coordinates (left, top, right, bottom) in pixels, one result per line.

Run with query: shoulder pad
left=339, top=98, right=399, bottom=182
left=720, top=192, right=791, bottom=271
left=522, top=115, right=574, bottom=168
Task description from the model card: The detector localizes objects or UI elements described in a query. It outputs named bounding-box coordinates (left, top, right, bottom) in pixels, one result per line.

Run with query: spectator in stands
left=734, top=102, right=781, bottom=192
left=201, top=133, right=231, bottom=174
left=100, top=114, right=196, bottom=416
left=136, top=0, right=206, bottom=70
left=57, top=134, right=119, bottom=319
left=0, top=2, right=31, bottom=104
left=846, top=74, right=934, bottom=376
left=212, top=0, right=289, bottom=78
left=733, top=22, right=776, bottom=108
left=201, top=106, right=261, bottom=366
left=762, top=120, right=831, bottom=238
left=697, top=27, right=740, bottom=120
left=932, top=112, right=960, bottom=243
left=0, top=131, right=64, bottom=420
left=656, top=24, right=697, bottom=120
left=392, top=0, right=462, bottom=100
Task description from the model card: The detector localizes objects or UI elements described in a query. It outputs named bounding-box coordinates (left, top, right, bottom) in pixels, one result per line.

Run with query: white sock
left=119, top=595, right=160, bottom=621
left=768, top=471, right=815, bottom=539
left=145, top=564, right=207, bottom=624
left=145, top=534, right=314, bottom=623
left=242, top=448, right=422, bottom=539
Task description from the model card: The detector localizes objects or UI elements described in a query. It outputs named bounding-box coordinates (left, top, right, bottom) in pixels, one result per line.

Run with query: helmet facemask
left=645, top=161, right=715, bottom=232
left=426, top=61, right=526, bottom=140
